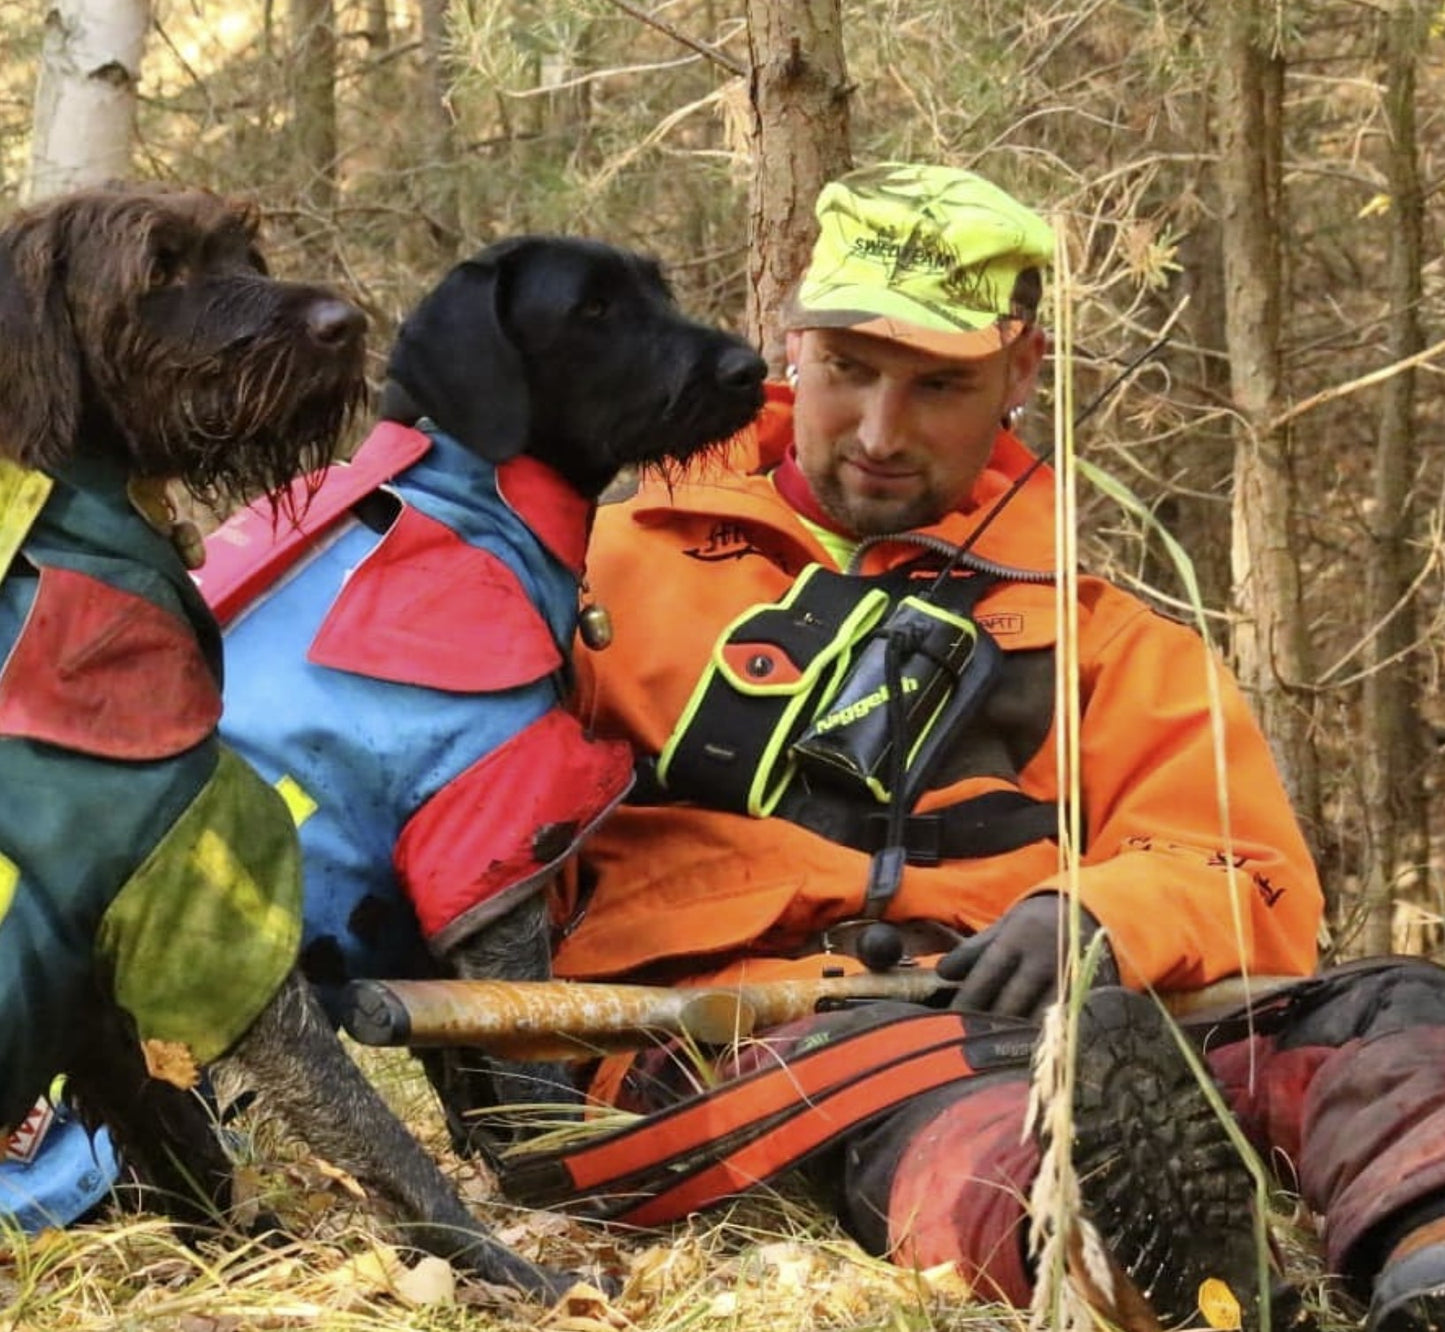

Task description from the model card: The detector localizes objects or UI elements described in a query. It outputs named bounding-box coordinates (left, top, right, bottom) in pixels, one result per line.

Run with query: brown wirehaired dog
left=0, top=185, right=574, bottom=1298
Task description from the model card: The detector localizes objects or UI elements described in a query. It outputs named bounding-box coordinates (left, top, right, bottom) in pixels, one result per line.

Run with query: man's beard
left=808, top=465, right=948, bottom=538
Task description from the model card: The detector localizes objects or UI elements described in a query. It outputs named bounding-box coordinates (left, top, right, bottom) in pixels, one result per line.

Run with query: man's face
left=788, top=326, right=1041, bottom=537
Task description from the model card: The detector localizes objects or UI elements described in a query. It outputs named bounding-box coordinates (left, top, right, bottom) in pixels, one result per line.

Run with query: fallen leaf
left=311, top=1157, right=368, bottom=1199
left=496, top=1210, right=576, bottom=1246
left=624, top=1244, right=681, bottom=1294
left=754, top=1241, right=814, bottom=1289
left=324, top=1244, right=405, bottom=1301
left=1198, top=1277, right=1243, bottom=1330
left=391, top=1255, right=456, bottom=1307
left=915, top=1260, right=973, bottom=1298
left=142, top=1039, right=200, bottom=1089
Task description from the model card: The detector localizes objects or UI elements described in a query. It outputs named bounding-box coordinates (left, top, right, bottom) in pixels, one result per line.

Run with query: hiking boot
left=1369, top=1218, right=1445, bottom=1332
left=1065, top=986, right=1263, bottom=1330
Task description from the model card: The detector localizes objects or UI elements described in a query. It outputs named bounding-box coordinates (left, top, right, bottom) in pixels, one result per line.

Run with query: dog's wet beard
left=118, top=342, right=368, bottom=513
left=597, top=378, right=763, bottom=495
left=635, top=435, right=733, bottom=492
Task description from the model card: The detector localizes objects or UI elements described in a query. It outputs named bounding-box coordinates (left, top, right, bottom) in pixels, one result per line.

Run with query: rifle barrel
left=340, top=971, right=1297, bottom=1061
left=341, top=970, right=951, bottom=1059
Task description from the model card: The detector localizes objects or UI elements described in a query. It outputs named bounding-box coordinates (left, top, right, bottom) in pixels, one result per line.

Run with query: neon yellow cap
left=790, top=162, right=1055, bottom=357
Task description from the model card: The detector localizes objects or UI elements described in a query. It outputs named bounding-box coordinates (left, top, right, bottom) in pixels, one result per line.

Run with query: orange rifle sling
left=502, top=1009, right=1035, bottom=1217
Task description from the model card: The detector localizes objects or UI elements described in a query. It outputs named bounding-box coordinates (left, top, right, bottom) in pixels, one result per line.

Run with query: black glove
left=935, top=894, right=1118, bottom=1019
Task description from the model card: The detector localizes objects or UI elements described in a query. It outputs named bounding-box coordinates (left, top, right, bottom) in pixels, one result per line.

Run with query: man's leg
left=603, top=988, right=1263, bottom=1327
left=1206, top=958, right=1445, bottom=1331
left=848, top=988, right=1261, bottom=1325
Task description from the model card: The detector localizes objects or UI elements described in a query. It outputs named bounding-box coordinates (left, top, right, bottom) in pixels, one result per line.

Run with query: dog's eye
left=577, top=297, right=610, bottom=320
left=148, top=247, right=185, bottom=289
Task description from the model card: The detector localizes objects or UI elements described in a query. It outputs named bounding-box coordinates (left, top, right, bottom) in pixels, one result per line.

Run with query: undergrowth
left=0, top=1043, right=1356, bottom=1332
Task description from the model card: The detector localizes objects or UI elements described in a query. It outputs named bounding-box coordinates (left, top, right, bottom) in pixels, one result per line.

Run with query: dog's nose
left=307, top=299, right=366, bottom=349
left=717, top=344, right=767, bottom=391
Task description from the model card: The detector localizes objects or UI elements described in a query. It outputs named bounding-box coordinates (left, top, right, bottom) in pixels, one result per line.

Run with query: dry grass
left=0, top=1046, right=1012, bottom=1332
left=0, top=1040, right=1360, bottom=1332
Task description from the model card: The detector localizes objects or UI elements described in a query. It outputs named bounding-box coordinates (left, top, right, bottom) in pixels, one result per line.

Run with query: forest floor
left=0, top=1042, right=1357, bottom=1332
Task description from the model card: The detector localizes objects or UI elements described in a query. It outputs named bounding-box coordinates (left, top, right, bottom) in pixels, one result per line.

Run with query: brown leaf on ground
left=141, top=1039, right=200, bottom=1089
left=310, top=1157, right=368, bottom=1200
left=538, top=1280, right=636, bottom=1332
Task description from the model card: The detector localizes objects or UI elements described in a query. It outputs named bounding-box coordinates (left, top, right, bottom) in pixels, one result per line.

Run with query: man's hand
left=936, top=895, right=1118, bottom=1019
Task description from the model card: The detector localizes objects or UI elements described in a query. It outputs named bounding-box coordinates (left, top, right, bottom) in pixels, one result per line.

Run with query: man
left=547, top=163, right=1445, bottom=1330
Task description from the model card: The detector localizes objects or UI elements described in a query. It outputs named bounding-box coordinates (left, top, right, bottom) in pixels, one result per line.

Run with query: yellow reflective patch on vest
left=274, top=774, right=318, bottom=828
left=188, top=827, right=300, bottom=948
left=97, top=746, right=302, bottom=1066
left=0, top=851, right=17, bottom=925
left=0, top=458, right=53, bottom=581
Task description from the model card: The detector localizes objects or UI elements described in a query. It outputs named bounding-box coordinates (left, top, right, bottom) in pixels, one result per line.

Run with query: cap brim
left=791, top=308, right=1025, bottom=359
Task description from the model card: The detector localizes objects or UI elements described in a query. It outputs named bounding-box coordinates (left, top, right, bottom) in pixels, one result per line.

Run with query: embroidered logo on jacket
left=684, top=522, right=769, bottom=563
left=978, top=612, right=1024, bottom=636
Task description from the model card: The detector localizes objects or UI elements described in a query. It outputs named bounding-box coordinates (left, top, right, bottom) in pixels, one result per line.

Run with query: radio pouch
left=656, top=565, right=891, bottom=816
left=790, top=595, right=1001, bottom=808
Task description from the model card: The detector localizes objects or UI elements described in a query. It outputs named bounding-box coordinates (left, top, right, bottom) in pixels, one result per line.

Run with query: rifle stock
left=341, top=970, right=1296, bottom=1061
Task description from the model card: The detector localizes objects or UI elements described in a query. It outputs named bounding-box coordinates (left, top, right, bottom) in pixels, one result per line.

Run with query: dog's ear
left=0, top=207, right=83, bottom=469
left=384, top=251, right=529, bottom=462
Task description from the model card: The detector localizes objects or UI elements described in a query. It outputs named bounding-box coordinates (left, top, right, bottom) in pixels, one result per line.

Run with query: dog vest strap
left=500, top=1008, right=1035, bottom=1221
left=197, top=421, right=431, bottom=626
left=656, top=564, right=893, bottom=816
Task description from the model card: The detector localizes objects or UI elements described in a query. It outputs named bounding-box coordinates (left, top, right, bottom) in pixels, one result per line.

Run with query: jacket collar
left=627, top=381, right=1058, bottom=576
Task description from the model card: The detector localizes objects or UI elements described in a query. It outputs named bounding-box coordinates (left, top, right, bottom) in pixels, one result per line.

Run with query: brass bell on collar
left=579, top=602, right=614, bottom=651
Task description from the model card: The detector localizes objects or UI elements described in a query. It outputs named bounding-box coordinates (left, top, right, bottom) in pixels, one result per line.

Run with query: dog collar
left=495, top=455, right=593, bottom=577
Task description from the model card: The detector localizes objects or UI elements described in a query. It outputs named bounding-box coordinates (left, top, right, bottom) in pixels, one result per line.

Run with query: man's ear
left=1003, top=325, right=1046, bottom=414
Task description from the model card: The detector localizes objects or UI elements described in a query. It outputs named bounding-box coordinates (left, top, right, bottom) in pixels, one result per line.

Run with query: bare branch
left=1265, top=334, right=1445, bottom=434
left=596, top=0, right=747, bottom=77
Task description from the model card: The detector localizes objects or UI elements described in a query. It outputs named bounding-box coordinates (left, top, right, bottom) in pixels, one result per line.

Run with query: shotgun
left=340, top=970, right=1296, bottom=1062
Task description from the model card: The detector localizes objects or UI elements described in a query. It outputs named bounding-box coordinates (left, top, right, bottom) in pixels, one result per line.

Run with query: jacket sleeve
left=1036, top=591, right=1323, bottom=991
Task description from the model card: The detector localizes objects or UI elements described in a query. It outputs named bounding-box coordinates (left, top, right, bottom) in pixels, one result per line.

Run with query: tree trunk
left=25, top=0, right=148, bottom=201
left=1360, top=0, right=1431, bottom=955
left=743, top=0, right=851, bottom=372
left=417, top=0, right=463, bottom=262
left=289, top=0, right=338, bottom=264
left=362, top=0, right=390, bottom=52
left=1148, top=63, right=1234, bottom=618
left=1214, top=3, right=1323, bottom=858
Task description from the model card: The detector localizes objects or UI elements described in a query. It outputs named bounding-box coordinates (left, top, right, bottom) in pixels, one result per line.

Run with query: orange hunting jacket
left=555, top=384, right=1323, bottom=996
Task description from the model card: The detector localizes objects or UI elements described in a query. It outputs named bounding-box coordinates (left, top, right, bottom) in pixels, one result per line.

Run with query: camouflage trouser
left=600, top=958, right=1445, bottom=1305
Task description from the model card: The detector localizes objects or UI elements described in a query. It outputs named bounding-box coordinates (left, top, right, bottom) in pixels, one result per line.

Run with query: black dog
left=0, top=186, right=576, bottom=1298
left=198, top=237, right=768, bottom=1159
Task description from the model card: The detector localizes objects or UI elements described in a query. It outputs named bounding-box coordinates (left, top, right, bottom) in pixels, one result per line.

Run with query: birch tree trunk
left=25, top=0, right=148, bottom=202
left=1360, top=0, right=1431, bottom=955
left=1214, top=3, right=1323, bottom=859
left=743, top=0, right=851, bottom=371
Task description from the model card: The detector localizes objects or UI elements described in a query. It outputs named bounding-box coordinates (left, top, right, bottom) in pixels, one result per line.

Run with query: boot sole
left=1071, top=987, right=1261, bottom=1330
